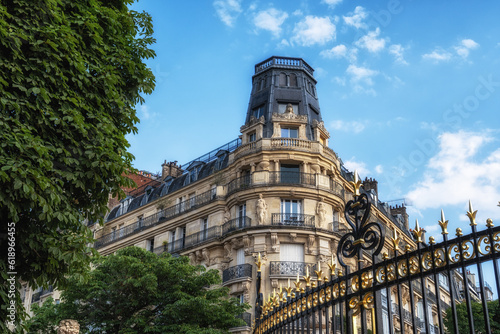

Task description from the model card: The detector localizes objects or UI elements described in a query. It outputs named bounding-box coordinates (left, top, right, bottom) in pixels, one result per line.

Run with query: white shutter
left=237, top=248, right=245, bottom=265
left=280, top=244, right=304, bottom=262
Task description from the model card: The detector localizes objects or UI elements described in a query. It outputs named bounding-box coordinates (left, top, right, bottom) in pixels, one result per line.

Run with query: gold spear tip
left=466, top=200, right=477, bottom=226
left=438, top=209, right=449, bottom=235
left=349, top=170, right=363, bottom=196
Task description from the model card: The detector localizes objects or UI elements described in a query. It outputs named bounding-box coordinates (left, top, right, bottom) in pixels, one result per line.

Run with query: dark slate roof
left=128, top=195, right=143, bottom=213
left=198, top=160, right=217, bottom=179
left=147, top=185, right=163, bottom=204
left=107, top=206, right=119, bottom=221
left=168, top=174, right=188, bottom=193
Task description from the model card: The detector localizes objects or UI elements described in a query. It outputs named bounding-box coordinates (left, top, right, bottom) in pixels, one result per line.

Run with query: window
left=252, top=106, right=265, bottom=119
left=118, top=223, right=124, bottom=238
left=189, top=192, right=196, bottom=208
left=55, top=299, right=60, bottom=305
left=281, top=127, right=298, bottom=138
left=182, top=226, right=186, bottom=248
left=236, top=294, right=244, bottom=304
left=147, top=238, right=154, bottom=252
left=237, top=248, right=245, bottom=265
left=201, top=218, right=208, bottom=240
left=238, top=204, right=246, bottom=228
left=280, top=244, right=304, bottom=262
left=281, top=199, right=302, bottom=216
left=280, top=164, right=300, bottom=184
left=248, top=132, right=256, bottom=142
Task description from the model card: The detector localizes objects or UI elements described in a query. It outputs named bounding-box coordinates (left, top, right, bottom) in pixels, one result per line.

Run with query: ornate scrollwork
left=337, top=191, right=384, bottom=267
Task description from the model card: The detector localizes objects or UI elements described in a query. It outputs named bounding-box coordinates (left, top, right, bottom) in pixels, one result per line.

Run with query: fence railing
left=222, top=216, right=251, bottom=235
left=269, top=261, right=316, bottom=277
left=223, top=264, right=253, bottom=283
left=269, top=172, right=315, bottom=186
left=254, top=193, right=500, bottom=334
left=271, top=213, right=315, bottom=227
left=95, top=188, right=218, bottom=249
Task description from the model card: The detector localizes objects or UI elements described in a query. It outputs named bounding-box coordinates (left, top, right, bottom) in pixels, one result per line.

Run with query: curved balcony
left=236, top=312, right=252, bottom=327
left=223, top=264, right=253, bottom=284
left=269, top=261, right=316, bottom=276
left=227, top=171, right=345, bottom=199
left=222, top=216, right=251, bottom=235
left=271, top=213, right=315, bottom=227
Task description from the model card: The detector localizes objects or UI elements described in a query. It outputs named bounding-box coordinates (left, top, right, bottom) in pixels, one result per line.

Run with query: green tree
left=0, top=0, right=155, bottom=330
left=24, top=297, right=62, bottom=334
left=57, top=247, right=248, bottom=333
left=444, top=300, right=500, bottom=333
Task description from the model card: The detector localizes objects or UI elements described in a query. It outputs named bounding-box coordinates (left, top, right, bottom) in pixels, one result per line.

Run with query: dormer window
left=184, top=161, right=204, bottom=185
left=252, top=106, right=265, bottom=119
left=215, top=150, right=228, bottom=170
left=249, top=132, right=256, bottom=142
left=117, top=196, right=133, bottom=217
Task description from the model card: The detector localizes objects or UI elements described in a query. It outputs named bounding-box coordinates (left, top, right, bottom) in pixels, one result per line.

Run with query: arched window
left=289, top=73, right=297, bottom=87
left=279, top=73, right=287, bottom=86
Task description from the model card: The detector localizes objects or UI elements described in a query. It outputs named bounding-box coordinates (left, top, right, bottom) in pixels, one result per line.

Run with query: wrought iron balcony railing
left=154, top=226, right=222, bottom=255
left=271, top=213, right=315, bottom=227
left=269, top=261, right=316, bottom=276
left=236, top=312, right=252, bottom=327
left=95, top=188, right=218, bottom=249
left=222, top=216, right=251, bottom=235
left=269, top=171, right=316, bottom=186
left=223, top=264, right=253, bottom=283
left=227, top=175, right=251, bottom=194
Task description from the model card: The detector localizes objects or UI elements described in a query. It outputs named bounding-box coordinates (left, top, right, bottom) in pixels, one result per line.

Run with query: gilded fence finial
left=255, top=252, right=264, bottom=272
left=429, top=236, right=435, bottom=245
left=303, top=266, right=312, bottom=287
left=391, top=228, right=400, bottom=252
left=412, top=219, right=425, bottom=243
left=294, top=273, right=302, bottom=292
left=438, top=209, right=449, bottom=235
left=456, top=227, right=463, bottom=237
left=350, top=170, right=362, bottom=196
left=486, top=218, right=494, bottom=228
left=327, top=255, right=337, bottom=277
left=315, top=260, right=324, bottom=283
left=466, top=200, right=477, bottom=226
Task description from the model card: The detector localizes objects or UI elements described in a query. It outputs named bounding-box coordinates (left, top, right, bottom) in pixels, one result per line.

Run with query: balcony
left=254, top=56, right=314, bottom=76
left=227, top=170, right=345, bottom=200
left=222, top=216, right=251, bottom=235
left=95, top=188, right=218, bottom=249
left=271, top=213, right=315, bottom=227
left=269, top=261, right=316, bottom=277
left=223, top=264, right=253, bottom=284
left=236, top=312, right=252, bottom=327
left=154, top=226, right=222, bottom=255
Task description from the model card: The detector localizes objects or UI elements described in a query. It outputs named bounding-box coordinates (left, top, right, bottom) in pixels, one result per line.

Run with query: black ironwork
left=227, top=175, right=251, bottom=194
left=95, top=188, right=218, bottom=249
left=271, top=213, right=315, bottom=227
left=237, top=312, right=252, bottom=327
left=223, top=216, right=251, bottom=234
left=223, top=264, right=252, bottom=283
left=269, top=261, right=315, bottom=276
left=269, top=172, right=315, bottom=186
left=253, top=197, right=500, bottom=334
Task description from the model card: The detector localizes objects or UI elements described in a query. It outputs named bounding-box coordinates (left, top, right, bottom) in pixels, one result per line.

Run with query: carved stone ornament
left=243, top=235, right=252, bottom=255
left=271, top=233, right=280, bottom=252
left=316, top=199, right=328, bottom=229
left=312, top=119, right=330, bottom=137
left=202, top=248, right=210, bottom=264
left=196, top=250, right=203, bottom=262
left=307, top=235, right=316, bottom=254
left=223, top=206, right=231, bottom=223
left=271, top=279, right=279, bottom=289
left=289, top=233, right=297, bottom=242
left=57, top=320, right=80, bottom=334
left=258, top=160, right=270, bottom=171
left=224, top=242, right=232, bottom=261
left=256, top=193, right=268, bottom=225
left=189, top=252, right=197, bottom=265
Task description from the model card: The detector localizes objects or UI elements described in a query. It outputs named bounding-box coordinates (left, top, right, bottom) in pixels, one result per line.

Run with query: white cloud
left=320, top=44, right=347, bottom=59
left=139, top=104, right=156, bottom=120
left=343, top=6, right=368, bottom=29
left=406, top=131, right=500, bottom=220
left=323, top=0, right=343, bottom=8
left=343, top=158, right=371, bottom=178
left=346, top=64, right=379, bottom=95
left=329, top=120, right=366, bottom=134
left=389, top=44, right=408, bottom=65
left=375, top=165, right=384, bottom=174
left=422, top=49, right=452, bottom=62
left=254, top=8, right=289, bottom=37
left=355, top=28, right=387, bottom=53
left=214, top=0, right=242, bottom=27
left=292, top=9, right=303, bottom=16
left=455, top=38, right=480, bottom=58
left=292, top=16, right=336, bottom=46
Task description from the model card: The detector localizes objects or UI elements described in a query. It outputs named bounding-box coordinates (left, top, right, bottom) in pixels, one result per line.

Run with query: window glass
left=249, top=132, right=256, bottom=142
left=237, top=248, right=245, bottom=265
left=281, top=128, right=298, bottom=138
left=252, top=106, right=265, bottom=119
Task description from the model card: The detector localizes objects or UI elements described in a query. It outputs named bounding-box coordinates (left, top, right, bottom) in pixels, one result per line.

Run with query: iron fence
left=254, top=189, right=500, bottom=334
left=223, top=216, right=251, bottom=234
left=269, top=261, right=316, bottom=277
left=269, top=172, right=316, bottom=186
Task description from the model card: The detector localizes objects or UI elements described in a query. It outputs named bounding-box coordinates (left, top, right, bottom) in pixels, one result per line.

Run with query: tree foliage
left=36, top=247, right=248, bottom=333
left=444, top=299, right=500, bottom=333
left=24, top=297, right=62, bottom=334
left=0, top=0, right=155, bottom=330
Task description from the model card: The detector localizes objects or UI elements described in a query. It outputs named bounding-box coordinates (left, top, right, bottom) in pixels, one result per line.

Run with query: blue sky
left=127, top=0, right=500, bottom=246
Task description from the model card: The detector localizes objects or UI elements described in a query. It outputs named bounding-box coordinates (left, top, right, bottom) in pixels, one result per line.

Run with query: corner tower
left=242, top=56, right=326, bottom=143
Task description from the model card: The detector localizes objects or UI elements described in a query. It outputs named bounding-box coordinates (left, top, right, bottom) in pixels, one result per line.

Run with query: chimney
left=363, top=177, right=378, bottom=197
left=390, top=204, right=409, bottom=230
left=161, top=160, right=183, bottom=179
